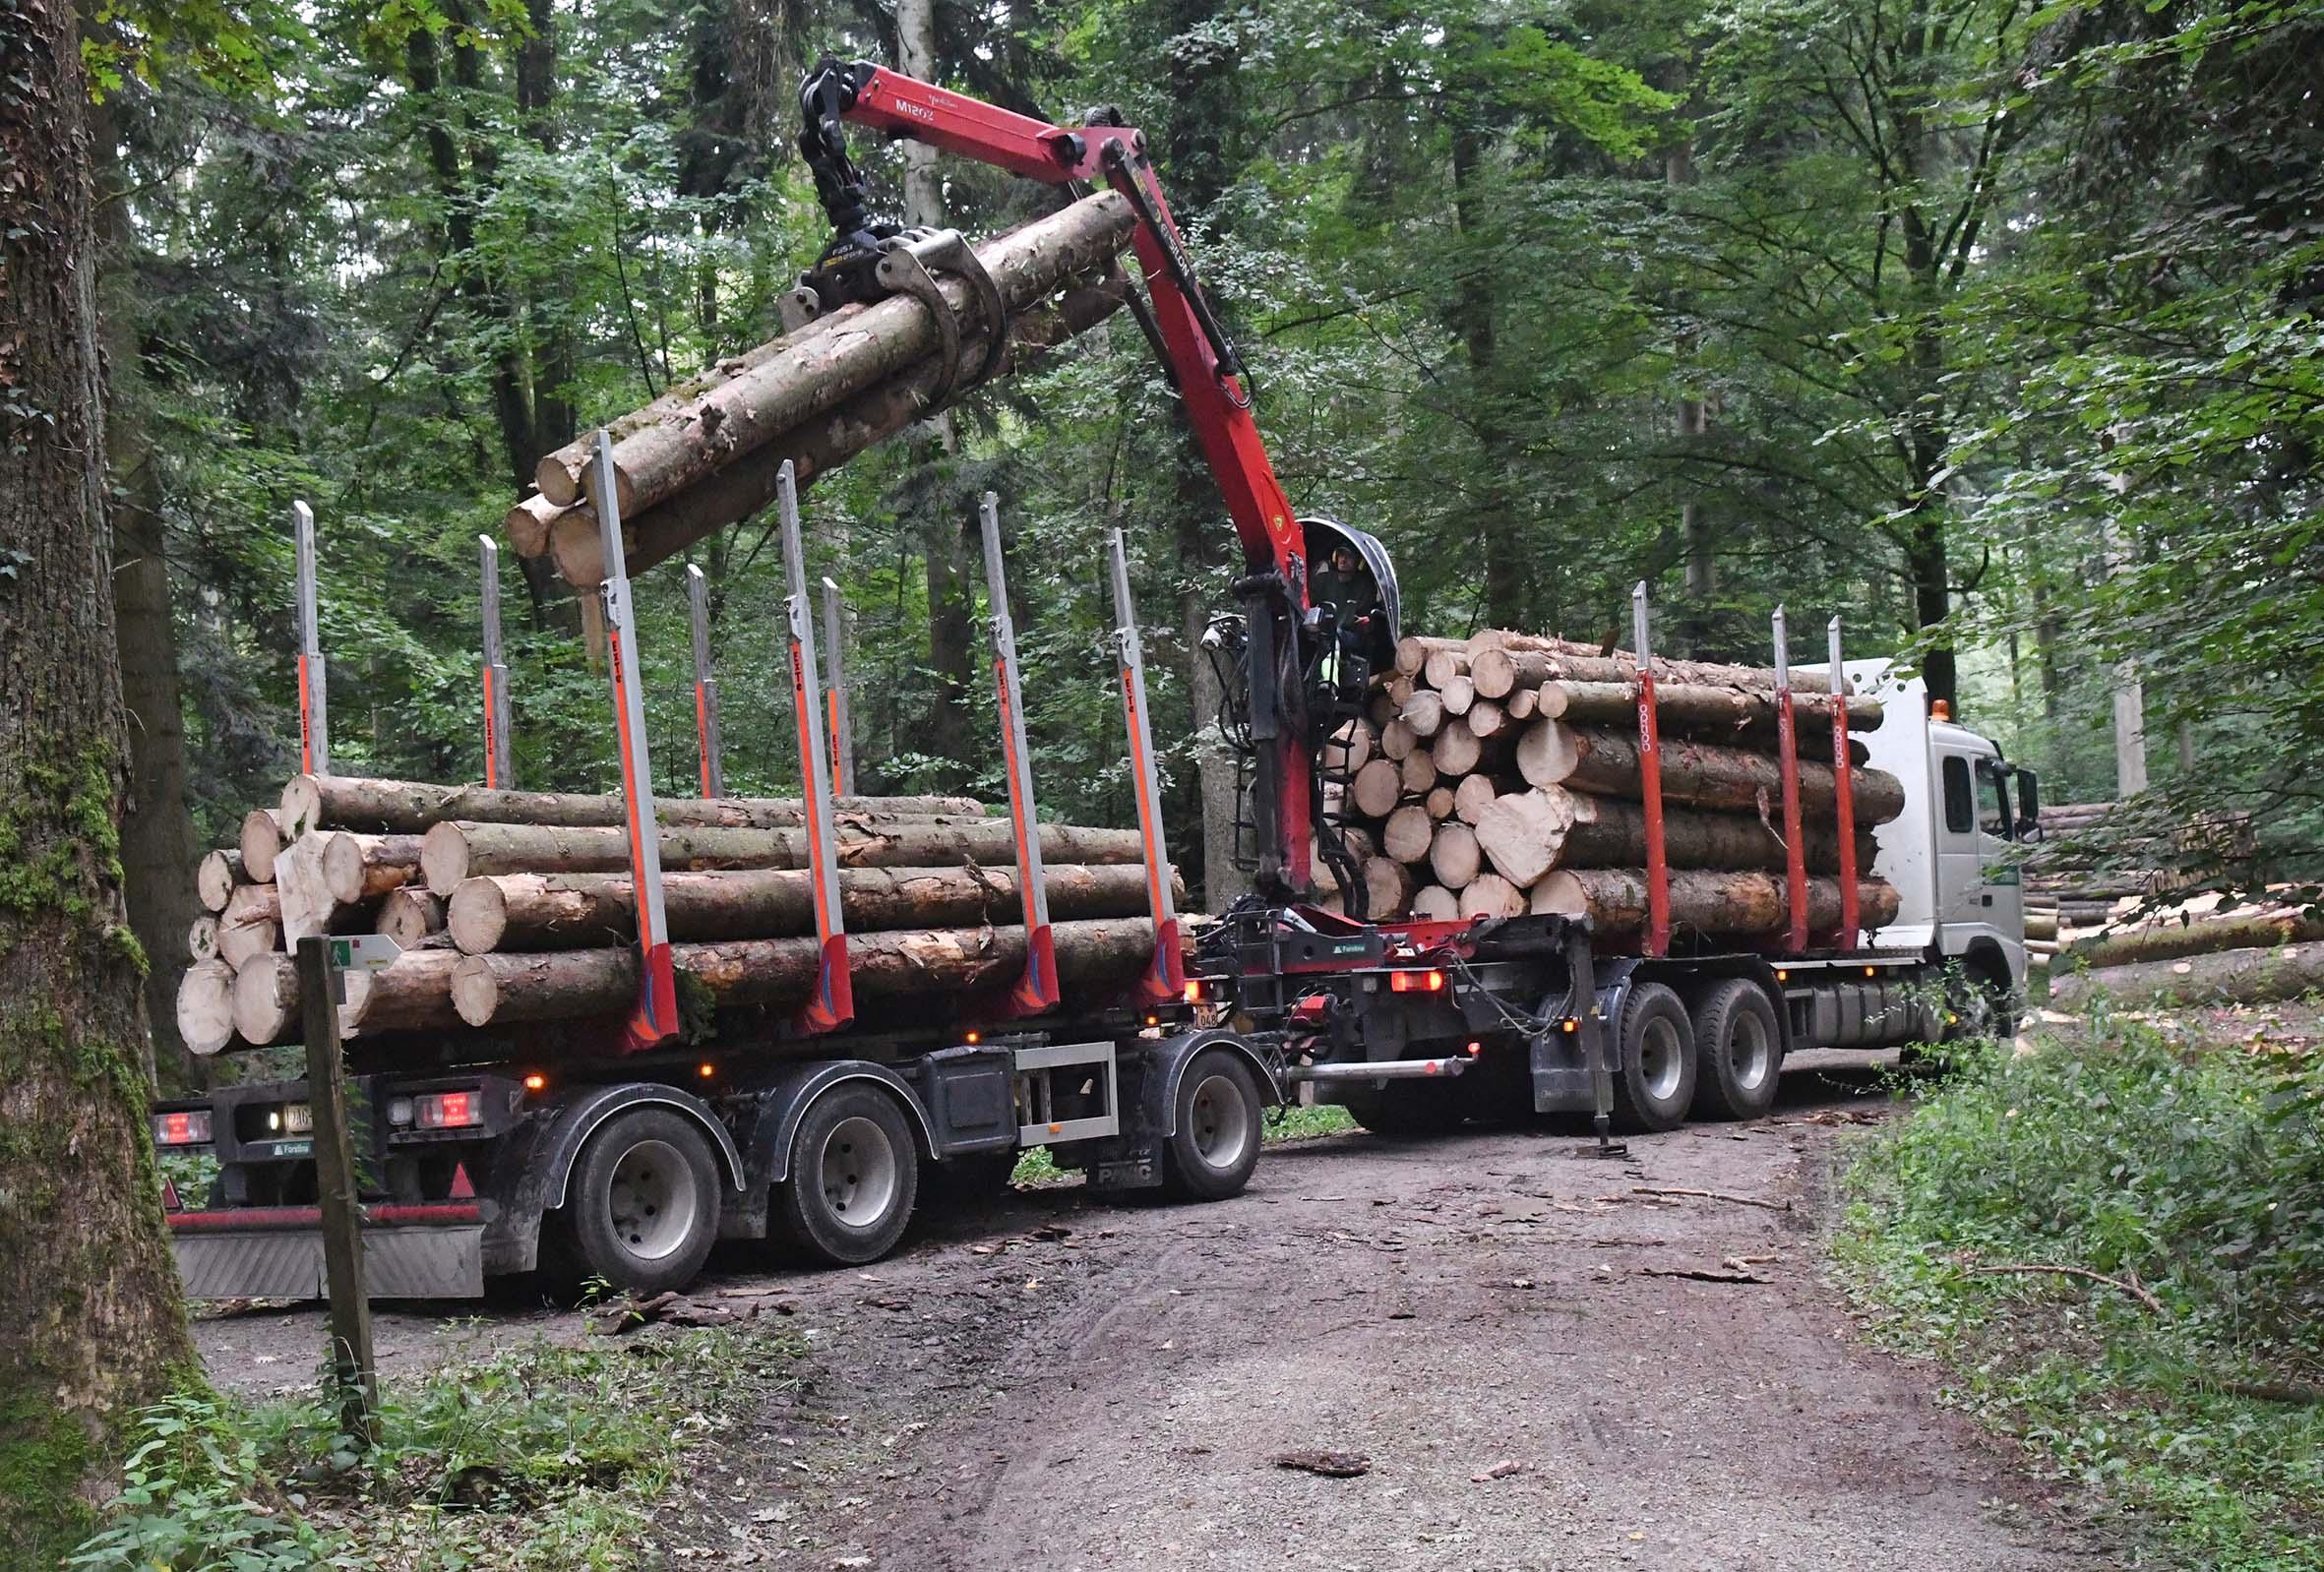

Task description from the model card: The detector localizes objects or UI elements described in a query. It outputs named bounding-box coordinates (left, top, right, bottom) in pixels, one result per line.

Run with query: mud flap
left=173, top=1224, right=484, bottom=1300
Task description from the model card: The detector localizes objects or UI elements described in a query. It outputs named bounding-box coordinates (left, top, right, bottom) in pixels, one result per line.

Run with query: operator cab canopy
left=1301, top=516, right=1401, bottom=644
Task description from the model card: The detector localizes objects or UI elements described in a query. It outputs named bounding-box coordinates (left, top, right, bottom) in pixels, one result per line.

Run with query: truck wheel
left=1341, top=1077, right=1466, bottom=1136
left=1688, top=979, right=1783, bottom=1121
left=1164, top=1049, right=1263, bottom=1201
left=776, top=1085, right=920, bottom=1265
left=558, top=1108, right=720, bottom=1296
left=1612, top=982, right=1696, bottom=1133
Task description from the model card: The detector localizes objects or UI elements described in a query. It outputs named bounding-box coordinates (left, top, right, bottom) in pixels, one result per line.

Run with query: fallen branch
left=1965, top=1262, right=2165, bottom=1314
left=1272, top=1449, right=1370, bottom=1479
left=1630, top=1185, right=1793, bottom=1212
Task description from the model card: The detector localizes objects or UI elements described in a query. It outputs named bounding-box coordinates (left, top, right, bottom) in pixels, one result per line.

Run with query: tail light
left=153, top=1110, right=212, bottom=1146
left=411, top=1090, right=481, bottom=1130
left=1388, top=969, right=1446, bottom=994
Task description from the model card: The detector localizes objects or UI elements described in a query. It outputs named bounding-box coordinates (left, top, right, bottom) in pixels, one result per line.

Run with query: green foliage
left=1836, top=1026, right=2324, bottom=1565
left=69, top=1329, right=805, bottom=1572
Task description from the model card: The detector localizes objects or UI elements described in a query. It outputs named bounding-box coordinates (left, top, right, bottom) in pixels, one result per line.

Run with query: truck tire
left=556, top=1108, right=720, bottom=1296
left=1612, top=982, right=1696, bottom=1133
left=1341, top=1077, right=1466, bottom=1136
left=776, top=1084, right=921, bottom=1265
left=1164, top=1049, right=1263, bottom=1200
left=1687, top=979, right=1783, bottom=1121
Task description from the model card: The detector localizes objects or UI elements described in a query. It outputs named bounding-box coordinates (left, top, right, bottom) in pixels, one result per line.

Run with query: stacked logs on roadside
left=1325, top=631, right=1906, bottom=944
left=502, top=192, right=1138, bottom=593
left=175, top=774, right=1172, bottom=1058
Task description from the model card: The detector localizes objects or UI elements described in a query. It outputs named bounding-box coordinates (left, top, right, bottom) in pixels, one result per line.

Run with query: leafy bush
left=1837, top=1024, right=2324, bottom=1568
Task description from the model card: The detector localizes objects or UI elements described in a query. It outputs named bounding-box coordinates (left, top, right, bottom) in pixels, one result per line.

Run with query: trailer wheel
left=1687, top=979, right=1783, bottom=1121
left=1612, top=982, right=1696, bottom=1133
left=557, top=1108, right=720, bottom=1296
left=776, top=1085, right=920, bottom=1265
left=1163, top=1049, right=1263, bottom=1201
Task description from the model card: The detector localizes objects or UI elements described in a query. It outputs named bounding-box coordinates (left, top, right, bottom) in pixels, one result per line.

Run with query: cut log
left=1437, top=673, right=1475, bottom=717
left=1464, top=699, right=1507, bottom=740
left=446, top=863, right=1167, bottom=953
left=196, top=849, right=244, bottom=912
left=1504, top=688, right=1539, bottom=721
left=1458, top=874, right=1525, bottom=920
left=1470, top=634, right=1835, bottom=695
left=420, top=818, right=1141, bottom=897
left=1430, top=722, right=1510, bottom=778
left=1394, top=635, right=1466, bottom=678
left=1424, top=786, right=1456, bottom=820
left=1431, top=821, right=1482, bottom=891
left=1363, top=857, right=1416, bottom=919
left=1531, top=868, right=1903, bottom=937
left=1514, top=721, right=1906, bottom=823
left=531, top=303, right=868, bottom=505
left=1385, top=675, right=1417, bottom=707
left=1367, top=691, right=1399, bottom=731
left=1351, top=759, right=1403, bottom=818
left=217, top=883, right=281, bottom=969
left=177, top=959, right=240, bottom=1057
left=282, top=773, right=981, bottom=837
left=1533, top=678, right=1882, bottom=734
left=187, top=915, right=220, bottom=963
left=2049, top=941, right=2324, bottom=1011
left=1474, top=786, right=1872, bottom=887
left=504, top=492, right=567, bottom=558
left=1400, top=690, right=1446, bottom=739
left=452, top=918, right=1159, bottom=1026
left=1422, top=648, right=1468, bottom=691
left=231, top=953, right=300, bottom=1047
left=1322, top=720, right=1376, bottom=776
left=1410, top=884, right=1460, bottom=921
left=1382, top=806, right=1437, bottom=865
left=1453, top=774, right=1501, bottom=825
left=239, top=809, right=285, bottom=883
left=2023, top=910, right=2058, bottom=942
left=2068, top=911, right=2324, bottom=970
left=377, top=888, right=446, bottom=948
left=325, top=831, right=422, bottom=904
left=340, top=950, right=463, bottom=1036
left=1379, top=719, right=1417, bottom=762
left=595, top=195, right=1133, bottom=519
left=1399, top=750, right=1438, bottom=797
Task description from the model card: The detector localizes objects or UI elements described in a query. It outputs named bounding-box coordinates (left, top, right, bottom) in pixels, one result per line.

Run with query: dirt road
left=198, top=1057, right=2108, bottom=1570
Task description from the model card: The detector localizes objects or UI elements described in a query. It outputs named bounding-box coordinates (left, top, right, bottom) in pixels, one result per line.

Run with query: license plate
left=281, top=1103, right=314, bottom=1134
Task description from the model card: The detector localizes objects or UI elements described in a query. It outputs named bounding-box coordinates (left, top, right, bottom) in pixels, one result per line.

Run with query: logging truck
left=153, top=61, right=2033, bottom=1300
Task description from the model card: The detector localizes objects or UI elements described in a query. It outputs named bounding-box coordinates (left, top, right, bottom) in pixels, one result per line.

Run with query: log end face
left=450, top=955, right=500, bottom=1027
left=446, top=877, right=511, bottom=955
left=421, top=821, right=472, bottom=898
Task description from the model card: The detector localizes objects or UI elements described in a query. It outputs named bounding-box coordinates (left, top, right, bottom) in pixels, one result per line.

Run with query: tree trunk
left=1469, top=638, right=1834, bottom=697
left=2068, top=912, right=2324, bottom=970
left=2049, top=941, right=2324, bottom=1011
left=446, top=862, right=1168, bottom=952
left=1532, top=868, right=1902, bottom=936
left=1514, top=721, right=1906, bottom=822
left=420, top=818, right=1144, bottom=894
left=283, top=773, right=980, bottom=837
left=0, top=11, right=197, bottom=1508
left=452, top=918, right=1160, bottom=1026
left=1534, top=678, right=1882, bottom=734
left=1474, top=786, right=1873, bottom=888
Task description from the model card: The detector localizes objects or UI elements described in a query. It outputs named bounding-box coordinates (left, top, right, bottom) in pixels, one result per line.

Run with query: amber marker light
left=522, top=1072, right=547, bottom=1093
left=698, top=1061, right=715, bottom=1079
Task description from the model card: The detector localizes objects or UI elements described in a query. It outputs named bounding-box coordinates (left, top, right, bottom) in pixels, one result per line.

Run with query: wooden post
left=295, top=936, right=377, bottom=1444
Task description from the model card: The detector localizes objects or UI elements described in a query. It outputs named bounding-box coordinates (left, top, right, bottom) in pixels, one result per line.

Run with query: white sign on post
left=328, top=934, right=403, bottom=975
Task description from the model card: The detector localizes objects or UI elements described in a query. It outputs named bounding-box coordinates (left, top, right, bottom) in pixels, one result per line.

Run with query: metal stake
left=294, top=501, right=329, bottom=776
left=1631, top=582, right=1670, bottom=957
left=479, top=536, right=513, bottom=789
left=687, top=565, right=725, bottom=799
left=822, top=577, right=855, bottom=799
left=1108, top=529, right=1184, bottom=1005
left=778, top=463, right=854, bottom=1034
left=981, top=493, right=1058, bottom=1016
left=589, top=432, right=676, bottom=1050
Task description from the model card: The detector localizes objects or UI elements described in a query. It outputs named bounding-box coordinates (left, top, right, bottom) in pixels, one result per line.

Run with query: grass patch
left=1009, top=1101, right=1356, bottom=1184
left=1834, top=1020, right=2324, bottom=1569
left=68, top=1326, right=804, bottom=1571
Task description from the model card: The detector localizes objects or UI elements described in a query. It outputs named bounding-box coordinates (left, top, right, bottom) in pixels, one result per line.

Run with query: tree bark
left=1533, top=678, right=1882, bottom=734
left=2068, top=912, right=2324, bottom=971
left=1532, top=868, right=1902, bottom=937
left=2049, top=941, right=2324, bottom=1011
left=1474, top=786, right=1874, bottom=888
left=1469, top=637, right=1835, bottom=696
left=1514, top=721, right=1906, bottom=822
left=446, top=863, right=1169, bottom=952
left=420, top=818, right=1144, bottom=895
left=0, top=2, right=204, bottom=1491
left=283, top=773, right=981, bottom=836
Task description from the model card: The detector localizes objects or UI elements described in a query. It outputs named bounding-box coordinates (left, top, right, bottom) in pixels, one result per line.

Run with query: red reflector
left=1294, top=994, right=1330, bottom=1016
left=1388, top=969, right=1446, bottom=994
left=160, top=1177, right=181, bottom=1212
left=448, top=1163, right=476, bottom=1200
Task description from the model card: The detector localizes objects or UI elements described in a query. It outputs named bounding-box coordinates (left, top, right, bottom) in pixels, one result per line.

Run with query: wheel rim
left=820, top=1115, right=899, bottom=1228
left=1728, top=1009, right=1773, bottom=1092
left=1639, top=1017, right=1683, bottom=1103
left=1188, top=1071, right=1253, bottom=1172
left=607, top=1139, right=699, bottom=1262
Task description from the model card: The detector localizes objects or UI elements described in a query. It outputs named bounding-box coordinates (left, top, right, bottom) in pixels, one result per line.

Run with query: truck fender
left=1142, top=1028, right=1284, bottom=1138
left=481, top=1082, right=746, bottom=1276
left=1590, top=957, right=1647, bottom=1042
left=735, top=1060, right=939, bottom=1188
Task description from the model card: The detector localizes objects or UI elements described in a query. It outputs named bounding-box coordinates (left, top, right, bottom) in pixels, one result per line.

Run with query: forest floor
left=192, top=1050, right=2125, bottom=1570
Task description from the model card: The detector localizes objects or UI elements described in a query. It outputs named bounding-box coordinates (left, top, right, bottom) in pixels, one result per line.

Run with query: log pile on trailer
left=1332, top=630, right=1906, bottom=943
left=176, top=774, right=1175, bottom=1056
left=498, top=191, right=1138, bottom=589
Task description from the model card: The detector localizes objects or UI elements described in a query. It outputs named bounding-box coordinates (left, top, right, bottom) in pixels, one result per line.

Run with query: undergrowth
left=1009, top=1100, right=1356, bottom=1183
left=1835, top=1018, right=2324, bottom=1569
left=68, top=1327, right=804, bottom=1572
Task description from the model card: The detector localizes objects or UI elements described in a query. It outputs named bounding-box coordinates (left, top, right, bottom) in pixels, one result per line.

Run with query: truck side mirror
left=2014, top=766, right=2042, bottom=842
